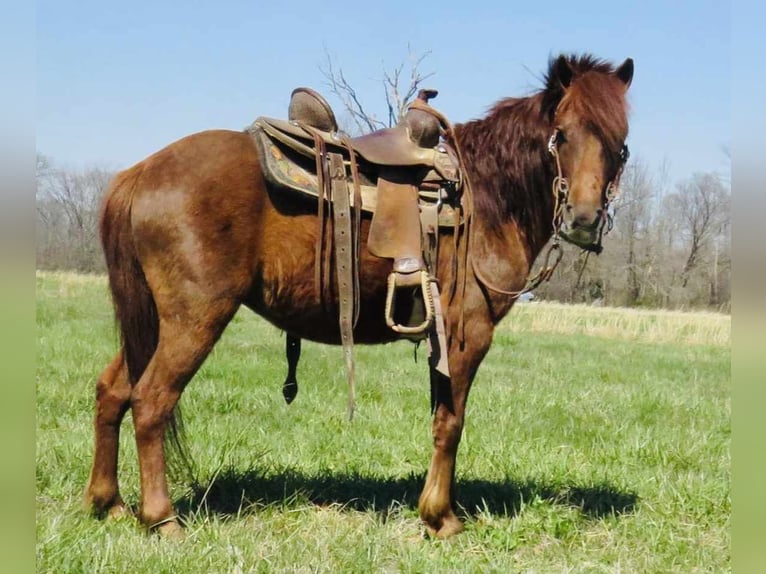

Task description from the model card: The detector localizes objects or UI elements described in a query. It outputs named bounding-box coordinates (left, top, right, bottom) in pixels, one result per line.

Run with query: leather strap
left=420, top=202, right=440, bottom=272
left=421, top=199, right=449, bottom=378
left=309, top=131, right=328, bottom=308
left=338, top=134, right=362, bottom=327
left=329, top=152, right=356, bottom=420
left=427, top=280, right=450, bottom=378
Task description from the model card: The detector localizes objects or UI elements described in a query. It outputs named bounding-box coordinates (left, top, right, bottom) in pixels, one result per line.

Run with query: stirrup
left=384, top=269, right=435, bottom=335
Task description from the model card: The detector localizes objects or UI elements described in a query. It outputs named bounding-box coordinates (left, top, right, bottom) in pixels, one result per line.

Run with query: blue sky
left=36, top=0, right=730, bottom=186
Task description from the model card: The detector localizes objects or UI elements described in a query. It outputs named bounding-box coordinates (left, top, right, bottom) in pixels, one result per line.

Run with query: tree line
left=535, top=158, right=730, bottom=311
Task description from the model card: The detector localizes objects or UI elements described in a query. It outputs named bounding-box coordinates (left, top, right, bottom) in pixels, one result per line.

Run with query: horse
left=84, top=53, right=633, bottom=538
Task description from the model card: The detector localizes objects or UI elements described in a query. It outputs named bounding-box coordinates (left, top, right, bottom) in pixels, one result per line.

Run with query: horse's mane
left=453, top=54, right=629, bottom=241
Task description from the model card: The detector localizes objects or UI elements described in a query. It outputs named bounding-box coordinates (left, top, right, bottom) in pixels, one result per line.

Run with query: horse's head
left=545, top=55, right=633, bottom=251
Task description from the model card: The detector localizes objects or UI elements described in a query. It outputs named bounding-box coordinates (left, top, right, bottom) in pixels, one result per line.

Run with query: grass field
left=36, top=272, right=730, bottom=573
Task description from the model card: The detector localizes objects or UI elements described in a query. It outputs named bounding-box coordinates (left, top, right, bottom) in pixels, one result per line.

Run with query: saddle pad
left=249, top=125, right=462, bottom=228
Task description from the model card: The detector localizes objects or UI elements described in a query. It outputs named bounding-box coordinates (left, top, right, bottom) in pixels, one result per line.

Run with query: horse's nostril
left=565, top=204, right=573, bottom=213
left=596, top=208, right=603, bottom=219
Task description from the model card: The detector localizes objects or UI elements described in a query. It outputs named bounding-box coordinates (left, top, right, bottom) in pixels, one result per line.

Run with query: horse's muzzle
left=559, top=222, right=600, bottom=251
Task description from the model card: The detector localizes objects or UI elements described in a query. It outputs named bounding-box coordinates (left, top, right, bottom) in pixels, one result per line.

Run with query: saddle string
left=417, top=102, right=475, bottom=346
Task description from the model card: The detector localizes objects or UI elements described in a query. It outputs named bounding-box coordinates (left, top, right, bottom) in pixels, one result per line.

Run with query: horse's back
left=130, top=129, right=259, bottom=188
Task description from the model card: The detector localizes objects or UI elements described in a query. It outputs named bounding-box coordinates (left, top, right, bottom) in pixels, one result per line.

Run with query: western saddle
left=247, top=87, right=464, bottom=416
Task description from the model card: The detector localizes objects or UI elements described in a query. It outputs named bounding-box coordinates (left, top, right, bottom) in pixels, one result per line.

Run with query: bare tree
left=612, top=158, right=655, bottom=304
left=320, top=46, right=435, bottom=134
left=36, top=155, right=114, bottom=271
left=666, top=173, right=730, bottom=287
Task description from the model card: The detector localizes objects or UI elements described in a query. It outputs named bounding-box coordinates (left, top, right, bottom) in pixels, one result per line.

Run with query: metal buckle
left=547, top=130, right=559, bottom=155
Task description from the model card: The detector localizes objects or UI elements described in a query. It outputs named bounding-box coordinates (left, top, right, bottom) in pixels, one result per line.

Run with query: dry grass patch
left=502, top=302, right=730, bottom=347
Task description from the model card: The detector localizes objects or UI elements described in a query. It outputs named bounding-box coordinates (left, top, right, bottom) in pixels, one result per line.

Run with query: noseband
left=547, top=128, right=629, bottom=254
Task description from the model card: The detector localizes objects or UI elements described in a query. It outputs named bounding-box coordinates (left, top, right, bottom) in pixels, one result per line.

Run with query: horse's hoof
left=282, top=380, right=298, bottom=404
left=155, top=520, right=185, bottom=540
left=424, top=514, right=465, bottom=539
left=107, top=503, right=131, bottom=520
left=84, top=490, right=128, bottom=520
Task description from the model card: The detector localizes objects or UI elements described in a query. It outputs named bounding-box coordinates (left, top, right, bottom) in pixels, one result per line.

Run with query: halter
left=547, top=128, right=629, bottom=254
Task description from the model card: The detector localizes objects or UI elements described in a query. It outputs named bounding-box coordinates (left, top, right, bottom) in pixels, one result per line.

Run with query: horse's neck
left=456, top=102, right=556, bottom=265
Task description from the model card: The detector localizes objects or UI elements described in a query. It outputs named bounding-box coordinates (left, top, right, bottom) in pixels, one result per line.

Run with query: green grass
left=36, top=272, right=730, bottom=573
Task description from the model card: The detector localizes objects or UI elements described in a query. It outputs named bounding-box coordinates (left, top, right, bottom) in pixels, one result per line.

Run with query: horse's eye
left=620, top=144, right=630, bottom=162
left=556, top=130, right=567, bottom=144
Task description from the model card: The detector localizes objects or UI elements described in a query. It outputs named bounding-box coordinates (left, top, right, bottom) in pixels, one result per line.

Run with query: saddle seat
left=274, top=86, right=455, bottom=171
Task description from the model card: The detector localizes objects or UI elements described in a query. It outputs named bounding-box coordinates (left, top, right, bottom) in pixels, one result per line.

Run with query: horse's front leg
left=418, top=322, right=492, bottom=538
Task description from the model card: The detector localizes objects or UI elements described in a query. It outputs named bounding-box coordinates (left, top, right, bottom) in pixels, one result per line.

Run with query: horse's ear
left=615, top=58, right=634, bottom=89
left=554, top=55, right=574, bottom=89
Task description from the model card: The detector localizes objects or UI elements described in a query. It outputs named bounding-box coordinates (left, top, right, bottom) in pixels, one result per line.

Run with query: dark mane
left=454, top=94, right=553, bottom=244
left=453, top=54, right=629, bottom=246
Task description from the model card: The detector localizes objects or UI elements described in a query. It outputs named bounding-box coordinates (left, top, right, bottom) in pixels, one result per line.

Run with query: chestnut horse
left=85, top=54, right=633, bottom=537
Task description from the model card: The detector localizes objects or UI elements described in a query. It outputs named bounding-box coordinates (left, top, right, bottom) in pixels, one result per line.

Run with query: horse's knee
left=132, top=405, right=170, bottom=442
left=432, top=415, right=464, bottom=452
left=130, top=383, right=181, bottom=440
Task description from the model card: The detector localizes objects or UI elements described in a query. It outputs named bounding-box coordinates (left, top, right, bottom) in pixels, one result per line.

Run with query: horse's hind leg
left=84, top=352, right=132, bottom=518
left=131, top=300, right=237, bottom=536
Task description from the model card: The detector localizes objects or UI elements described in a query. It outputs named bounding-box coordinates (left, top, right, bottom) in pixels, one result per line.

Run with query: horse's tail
left=99, top=166, right=194, bottom=479
left=99, top=166, right=158, bottom=384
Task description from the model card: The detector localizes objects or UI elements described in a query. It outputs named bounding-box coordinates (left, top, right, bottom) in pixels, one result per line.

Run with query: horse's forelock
left=546, top=54, right=630, bottom=153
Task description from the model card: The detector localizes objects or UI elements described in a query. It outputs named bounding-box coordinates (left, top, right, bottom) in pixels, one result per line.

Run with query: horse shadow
left=175, top=466, right=637, bottom=521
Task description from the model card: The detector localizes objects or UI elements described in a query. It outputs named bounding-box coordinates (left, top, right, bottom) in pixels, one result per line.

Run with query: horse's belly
left=243, top=249, right=401, bottom=345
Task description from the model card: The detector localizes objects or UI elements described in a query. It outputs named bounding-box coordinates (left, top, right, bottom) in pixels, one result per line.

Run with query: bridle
left=468, top=127, right=630, bottom=300
left=547, top=127, right=630, bottom=254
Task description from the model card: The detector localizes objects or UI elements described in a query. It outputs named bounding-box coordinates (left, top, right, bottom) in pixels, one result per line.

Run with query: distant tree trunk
left=709, top=239, right=719, bottom=306
left=627, top=233, right=640, bottom=304
left=670, top=173, right=729, bottom=289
